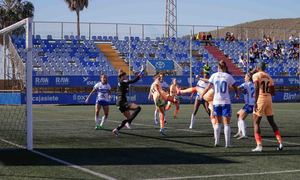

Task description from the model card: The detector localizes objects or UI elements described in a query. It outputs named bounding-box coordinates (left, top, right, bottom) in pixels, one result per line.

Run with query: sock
left=100, top=116, right=107, bottom=126
left=174, top=106, right=179, bottom=118
left=213, top=124, right=221, bottom=145
left=274, top=130, right=282, bottom=144
left=95, top=115, right=100, bottom=126
left=210, top=118, right=215, bottom=128
left=237, top=120, right=241, bottom=134
left=127, top=106, right=141, bottom=124
left=160, top=114, right=165, bottom=129
left=154, top=109, right=158, bottom=122
left=224, top=124, right=231, bottom=147
left=254, top=133, right=262, bottom=146
left=190, top=114, right=195, bottom=128
left=240, top=120, right=247, bottom=136
left=117, top=120, right=129, bottom=131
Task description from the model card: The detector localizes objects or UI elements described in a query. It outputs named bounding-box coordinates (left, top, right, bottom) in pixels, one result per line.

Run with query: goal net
left=0, top=18, right=33, bottom=150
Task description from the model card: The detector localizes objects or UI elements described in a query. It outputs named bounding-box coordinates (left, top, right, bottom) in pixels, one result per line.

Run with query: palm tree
left=65, top=0, right=88, bottom=37
left=0, top=0, right=34, bottom=81
left=0, top=0, right=34, bottom=29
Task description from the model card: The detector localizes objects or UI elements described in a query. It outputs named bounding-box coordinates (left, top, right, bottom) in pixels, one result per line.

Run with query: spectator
left=225, top=32, right=235, bottom=42
left=225, top=32, right=231, bottom=41
left=196, top=32, right=202, bottom=40
left=280, top=44, right=286, bottom=57
left=238, top=53, right=248, bottom=68
left=262, top=47, right=272, bottom=59
left=206, top=32, right=213, bottom=46
left=263, top=35, right=272, bottom=45
left=289, top=34, right=295, bottom=44
left=249, top=48, right=256, bottom=63
left=229, top=33, right=236, bottom=41
left=201, top=32, right=206, bottom=41
left=252, top=43, right=260, bottom=59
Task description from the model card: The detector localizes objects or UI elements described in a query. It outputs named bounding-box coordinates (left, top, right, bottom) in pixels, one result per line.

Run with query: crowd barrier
left=1, top=76, right=298, bottom=104
left=33, top=75, right=300, bottom=87
left=0, top=91, right=299, bottom=105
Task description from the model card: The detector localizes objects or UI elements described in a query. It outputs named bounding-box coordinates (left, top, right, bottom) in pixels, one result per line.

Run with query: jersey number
left=215, top=81, right=227, bottom=93
left=261, top=81, right=270, bottom=93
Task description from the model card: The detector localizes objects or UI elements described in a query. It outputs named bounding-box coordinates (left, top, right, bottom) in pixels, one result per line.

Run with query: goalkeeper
left=112, top=66, right=145, bottom=136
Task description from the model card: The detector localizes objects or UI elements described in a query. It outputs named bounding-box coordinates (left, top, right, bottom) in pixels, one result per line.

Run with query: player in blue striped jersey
left=85, top=74, right=111, bottom=129
left=234, top=74, right=255, bottom=139
left=189, top=72, right=211, bottom=129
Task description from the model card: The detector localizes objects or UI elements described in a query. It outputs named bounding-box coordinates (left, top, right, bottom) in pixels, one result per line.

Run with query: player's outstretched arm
left=127, top=65, right=145, bottom=84
left=85, top=88, right=96, bottom=104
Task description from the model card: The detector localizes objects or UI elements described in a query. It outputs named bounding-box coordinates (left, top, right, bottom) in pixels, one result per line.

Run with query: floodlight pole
left=26, top=18, right=33, bottom=150
left=165, top=0, right=177, bottom=38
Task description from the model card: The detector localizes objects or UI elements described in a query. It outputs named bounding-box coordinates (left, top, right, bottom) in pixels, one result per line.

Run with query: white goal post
left=0, top=18, right=33, bottom=150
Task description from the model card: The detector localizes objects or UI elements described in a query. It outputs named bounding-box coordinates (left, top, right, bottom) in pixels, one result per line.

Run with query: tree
left=0, top=0, right=34, bottom=81
left=64, top=0, right=88, bottom=37
left=0, top=0, right=34, bottom=29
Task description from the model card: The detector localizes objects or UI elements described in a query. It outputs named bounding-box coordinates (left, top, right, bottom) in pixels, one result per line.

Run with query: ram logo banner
left=35, top=77, right=49, bottom=86
left=273, top=78, right=284, bottom=84
left=32, top=76, right=299, bottom=87
left=55, top=77, right=69, bottom=85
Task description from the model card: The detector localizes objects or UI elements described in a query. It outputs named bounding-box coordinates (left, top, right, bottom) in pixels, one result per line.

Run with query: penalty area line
left=0, top=138, right=116, bottom=180
left=145, top=169, right=300, bottom=180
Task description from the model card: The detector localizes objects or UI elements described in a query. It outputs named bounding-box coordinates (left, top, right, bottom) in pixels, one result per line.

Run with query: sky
left=26, top=0, right=299, bottom=37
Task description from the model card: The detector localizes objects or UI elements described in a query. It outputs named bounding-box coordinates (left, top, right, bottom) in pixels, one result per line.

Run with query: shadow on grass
left=0, top=173, right=83, bottom=180
left=0, top=147, right=236, bottom=166
left=101, top=128, right=213, bottom=148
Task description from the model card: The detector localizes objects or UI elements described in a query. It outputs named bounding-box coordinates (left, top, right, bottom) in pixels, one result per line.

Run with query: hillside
left=210, top=18, right=300, bottom=40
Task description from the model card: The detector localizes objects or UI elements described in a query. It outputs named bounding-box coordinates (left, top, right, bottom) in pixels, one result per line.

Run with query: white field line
left=144, top=169, right=300, bottom=180
left=0, top=138, right=116, bottom=180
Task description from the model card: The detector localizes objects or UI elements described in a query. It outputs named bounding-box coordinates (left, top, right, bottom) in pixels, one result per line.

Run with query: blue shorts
left=242, top=104, right=254, bottom=114
left=96, top=100, right=109, bottom=106
left=213, top=104, right=232, bottom=117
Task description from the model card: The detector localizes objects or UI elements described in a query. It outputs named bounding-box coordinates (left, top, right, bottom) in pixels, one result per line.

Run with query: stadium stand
left=215, top=38, right=299, bottom=76
left=12, top=34, right=299, bottom=77
left=13, top=35, right=117, bottom=76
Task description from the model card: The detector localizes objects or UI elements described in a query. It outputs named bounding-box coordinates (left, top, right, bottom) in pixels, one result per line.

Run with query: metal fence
left=33, top=21, right=300, bottom=40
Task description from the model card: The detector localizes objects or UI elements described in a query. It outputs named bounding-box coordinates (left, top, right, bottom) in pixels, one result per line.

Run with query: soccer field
left=1, top=103, right=300, bottom=180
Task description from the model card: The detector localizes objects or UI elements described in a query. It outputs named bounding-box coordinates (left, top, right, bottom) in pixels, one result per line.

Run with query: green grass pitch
left=1, top=103, right=300, bottom=180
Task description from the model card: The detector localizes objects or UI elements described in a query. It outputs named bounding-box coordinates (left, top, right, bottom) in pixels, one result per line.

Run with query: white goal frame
left=0, top=18, right=33, bottom=150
